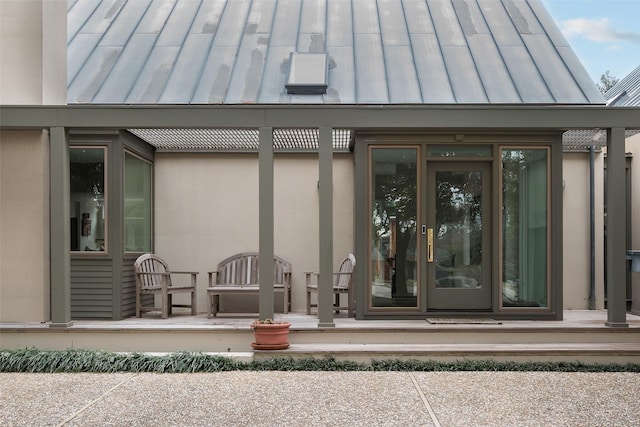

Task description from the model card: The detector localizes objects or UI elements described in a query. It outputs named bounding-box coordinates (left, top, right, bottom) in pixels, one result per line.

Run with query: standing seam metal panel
left=223, top=1, right=267, bottom=103
left=67, top=0, right=128, bottom=88
left=160, top=34, right=215, bottom=103
left=353, top=0, right=389, bottom=103
left=479, top=0, right=552, bottom=103
left=258, top=0, right=302, bottom=103
left=454, top=0, right=521, bottom=102
left=123, top=0, right=179, bottom=103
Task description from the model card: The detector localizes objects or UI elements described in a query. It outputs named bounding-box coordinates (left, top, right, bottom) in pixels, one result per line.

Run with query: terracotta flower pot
left=251, top=321, right=291, bottom=350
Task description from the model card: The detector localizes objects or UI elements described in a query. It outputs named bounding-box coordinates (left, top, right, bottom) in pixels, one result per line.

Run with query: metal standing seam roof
left=563, top=65, right=640, bottom=151
left=67, top=0, right=604, bottom=106
left=605, top=64, right=640, bottom=107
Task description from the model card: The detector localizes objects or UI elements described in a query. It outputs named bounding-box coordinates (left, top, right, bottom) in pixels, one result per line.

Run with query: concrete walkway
left=1, top=371, right=638, bottom=426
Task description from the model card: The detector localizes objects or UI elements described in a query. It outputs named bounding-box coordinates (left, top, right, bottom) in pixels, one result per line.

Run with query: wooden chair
left=305, top=253, right=356, bottom=317
left=134, top=254, right=197, bottom=319
left=207, top=252, right=292, bottom=318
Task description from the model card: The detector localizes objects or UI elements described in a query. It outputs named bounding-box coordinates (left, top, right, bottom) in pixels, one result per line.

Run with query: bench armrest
left=305, top=271, right=317, bottom=287
left=137, top=271, right=197, bottom=277
left=305, top=271, right=352, bottom=287
left=208, top=271, right=218, bottom=287
left=171, top=271, right=198, bottom=287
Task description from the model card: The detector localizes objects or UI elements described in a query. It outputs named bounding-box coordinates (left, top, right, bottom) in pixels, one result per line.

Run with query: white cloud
left=561, top=18, right=640, bottom=44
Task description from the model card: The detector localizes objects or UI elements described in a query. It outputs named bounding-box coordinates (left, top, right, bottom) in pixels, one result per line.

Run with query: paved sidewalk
left=1, top=371, right=639, bottom=426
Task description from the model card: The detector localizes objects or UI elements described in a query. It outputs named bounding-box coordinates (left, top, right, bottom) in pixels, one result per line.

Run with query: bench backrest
left=216, top=252, right=291, bottom=286
left=335, top=253, right=356, bottom=289
left=134, top=253, right=171, bottom=289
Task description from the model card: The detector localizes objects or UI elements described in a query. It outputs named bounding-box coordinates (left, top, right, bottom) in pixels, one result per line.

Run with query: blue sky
left=542, top=0, right=640, bottom=85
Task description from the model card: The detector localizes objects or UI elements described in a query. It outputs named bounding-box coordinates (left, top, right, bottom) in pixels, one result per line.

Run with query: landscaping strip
left=1, top=349, right=639, bottom=373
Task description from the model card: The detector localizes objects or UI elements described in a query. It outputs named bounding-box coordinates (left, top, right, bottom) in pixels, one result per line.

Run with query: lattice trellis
left=128, top=128, right=353, bottom=152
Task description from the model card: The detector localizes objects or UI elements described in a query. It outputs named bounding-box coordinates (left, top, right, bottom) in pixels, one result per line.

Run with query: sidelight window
left=124, top=152, right=152, bottom=253
left=370, top=147, right=419, bottom=309
left=501, top=148, right=549, bottom=308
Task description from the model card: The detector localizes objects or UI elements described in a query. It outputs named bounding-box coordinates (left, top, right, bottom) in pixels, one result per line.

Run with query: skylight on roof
left=286, top=53, right=328, bottom=95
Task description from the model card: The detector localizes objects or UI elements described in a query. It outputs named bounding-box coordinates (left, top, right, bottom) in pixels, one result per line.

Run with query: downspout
left=589, top=144, right=596, bottom=310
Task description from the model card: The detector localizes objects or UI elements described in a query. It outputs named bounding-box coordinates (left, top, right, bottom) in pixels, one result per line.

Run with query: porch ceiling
left=127, top=128, right=353, bottom=152
left=126, top=127, right=640, bottom=153
left=563, top=129, right=640, bottom=152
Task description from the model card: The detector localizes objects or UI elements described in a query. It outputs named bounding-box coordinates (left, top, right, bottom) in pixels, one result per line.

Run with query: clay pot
left=251, top=321, right=291, bottom=350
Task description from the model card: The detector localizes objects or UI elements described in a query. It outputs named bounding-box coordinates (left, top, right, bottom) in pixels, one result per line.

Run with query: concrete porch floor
left=70, top=308, right=640, bottom=329
left=2, top=310, right=639, bottom=363
left=2, top=308, right=636, bottom=328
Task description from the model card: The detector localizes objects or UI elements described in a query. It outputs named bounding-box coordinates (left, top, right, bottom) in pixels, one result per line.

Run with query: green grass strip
left=1, top=349, right=639, bottom=373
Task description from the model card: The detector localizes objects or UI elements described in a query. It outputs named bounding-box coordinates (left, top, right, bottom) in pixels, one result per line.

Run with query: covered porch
left=2, top=104, right=639, bottom=328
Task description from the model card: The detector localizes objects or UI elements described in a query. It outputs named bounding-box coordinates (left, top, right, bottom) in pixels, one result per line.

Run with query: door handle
left=427, top=228, right=434, bottom=263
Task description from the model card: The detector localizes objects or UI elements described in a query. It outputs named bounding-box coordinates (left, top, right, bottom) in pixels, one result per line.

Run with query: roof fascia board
left=1, top=105, right=639, bottom=130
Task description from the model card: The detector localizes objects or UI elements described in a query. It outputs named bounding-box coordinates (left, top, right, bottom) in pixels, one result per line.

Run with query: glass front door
left=426, top=162, right=492, bottom=310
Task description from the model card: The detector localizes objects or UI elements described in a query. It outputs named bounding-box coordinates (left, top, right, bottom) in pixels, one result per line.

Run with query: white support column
left=318, top=127, right=334, bottom=327
left=49, top=127, right=73, bottom=327
left=605, top=127, right=628, bottom=327
left=258, top=127, right=275, bottom=320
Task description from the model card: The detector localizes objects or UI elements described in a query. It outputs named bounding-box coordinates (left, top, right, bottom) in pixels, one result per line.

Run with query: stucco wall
left=0, top=131, right=50, bottom=322
left=154, top=152, right=354, bottom=314
left=0, top=0, right=66, bottom=105
left=562, top=151, right=606, bottom=310
left=0, top=0, right=65, bottom=322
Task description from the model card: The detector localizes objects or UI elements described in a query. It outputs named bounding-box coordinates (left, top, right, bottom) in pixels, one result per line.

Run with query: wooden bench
left=207, top=252, right=292, bottom=318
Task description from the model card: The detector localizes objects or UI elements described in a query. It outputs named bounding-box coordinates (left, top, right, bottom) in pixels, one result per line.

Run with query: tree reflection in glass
left=434, top=170, right=483, bottom=288
left=370, top=148, right=418, bottom=307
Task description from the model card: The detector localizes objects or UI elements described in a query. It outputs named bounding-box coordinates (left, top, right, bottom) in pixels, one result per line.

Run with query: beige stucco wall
left=562, top=152, right=606, bottom=309
left=0, top=1, right=65, bottom=322
left=154, top=152, right=354, bottom=314
left=0, top=0, right=67, bottom=105
left=0, top=131, right=50, bottom=322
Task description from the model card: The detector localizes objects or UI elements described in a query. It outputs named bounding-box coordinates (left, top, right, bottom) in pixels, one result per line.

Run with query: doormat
left=426, top=318, right=502, bottom=324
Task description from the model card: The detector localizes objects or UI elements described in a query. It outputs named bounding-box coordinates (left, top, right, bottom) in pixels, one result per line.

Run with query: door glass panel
left=502, top=149, right=548, bottom=308
left=434, top=170, right=483, bottom=289
left=370, top=148, right=418, bottom=308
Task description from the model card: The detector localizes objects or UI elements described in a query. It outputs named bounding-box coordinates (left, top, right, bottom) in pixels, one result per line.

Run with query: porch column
left=49, top=126, right=73, bottom=327
left=605, top=127, right=628, bottom=327
left=258, top=127, right=275, bottom=320
left=318, top=127, right=334, bottom=327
